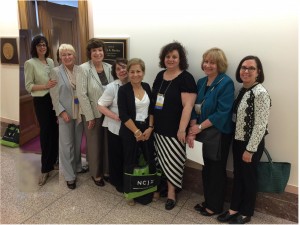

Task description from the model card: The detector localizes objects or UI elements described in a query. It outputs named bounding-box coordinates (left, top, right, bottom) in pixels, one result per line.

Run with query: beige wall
left=89, top=0, right=298, bottom=191
left=0, top=0, right=19, bottom=123
left=0, top=0, right=298, bottom=192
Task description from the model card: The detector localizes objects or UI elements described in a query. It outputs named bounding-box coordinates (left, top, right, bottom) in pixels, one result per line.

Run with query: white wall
left=0, top=0, right=297, bottom=191
left=89, top=0, right=298, bottom=190
left=0, top=0, right=19, bottom=123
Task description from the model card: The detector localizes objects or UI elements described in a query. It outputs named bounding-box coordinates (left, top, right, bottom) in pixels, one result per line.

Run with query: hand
left=135, top=130, right=145, bottom=142
left=242, top=150, right=253, bottom=163
left=177, top=130, right=186, bottom=144
left=142, top=128, right=153, bottom=141
left=60, top=111, right=70, bottom=123
left=46, top=79, right=58, bottom=89
left=189, top=124, right=202, bottom=136
left=113, top=115, right=121, bottom=121
left=186, top=134, right=196, bottom=148
left=87, top=119, right=96, bottom=130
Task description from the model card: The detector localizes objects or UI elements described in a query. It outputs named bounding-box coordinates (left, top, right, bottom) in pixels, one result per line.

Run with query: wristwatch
left=198, top=124, right=202, bottom=130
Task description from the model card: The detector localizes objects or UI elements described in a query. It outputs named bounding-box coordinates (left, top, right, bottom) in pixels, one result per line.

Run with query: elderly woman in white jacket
left=77, top=38, right=114, bottom=187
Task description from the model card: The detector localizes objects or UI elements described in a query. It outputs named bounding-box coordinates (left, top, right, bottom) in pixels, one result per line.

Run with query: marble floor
left=0, top=145, right=295, bottom=224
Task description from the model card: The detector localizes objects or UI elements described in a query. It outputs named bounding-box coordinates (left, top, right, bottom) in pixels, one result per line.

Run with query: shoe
left=91, top=176, right=105, bottom=187
left=38, top=172, right=49, bottom=186
left=194, top=202, right=206, bottom=212
left=152, top=192, right=160, bottom=202
left=103, top=175, right=110, bottom=182
left=200, top=208, right=217, bottom=217
left=217, top=211, right=239, bottom=222
left=165, top=199, right=176, bottom=210
left=116, top=186, right=123, bottom=193
left=66, top=180, right=76, bottom=189
left=229, top=215, right=251, bottom=224
left=77, top=166, right=89, bottom=173
left=53, top=163, right=59, bottom=170
left=127, top=199, right=135, bottom=206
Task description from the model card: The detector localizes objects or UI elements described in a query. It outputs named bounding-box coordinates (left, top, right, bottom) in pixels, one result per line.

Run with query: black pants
left=33, top=93, right=59, bottom=173
left=121, top=121, right=156, bottom=175
left=107, top=130, right=124, bottom=190
left=230, top=139, right=264, bottom=216
left=202, top=133, right=232, bottom=213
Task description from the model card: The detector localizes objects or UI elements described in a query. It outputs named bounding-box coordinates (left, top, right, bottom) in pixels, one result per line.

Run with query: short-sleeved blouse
left=152, top=70, right=197, bottom=137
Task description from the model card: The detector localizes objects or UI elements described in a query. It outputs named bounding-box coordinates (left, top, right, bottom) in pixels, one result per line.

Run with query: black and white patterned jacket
left=234, top=84, right=271, bottom=152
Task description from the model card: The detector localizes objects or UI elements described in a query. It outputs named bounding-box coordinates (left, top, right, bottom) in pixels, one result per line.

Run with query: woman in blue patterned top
left=217, top=56, right=271, bottom=224
left=187, top=47, right=234, bottom=216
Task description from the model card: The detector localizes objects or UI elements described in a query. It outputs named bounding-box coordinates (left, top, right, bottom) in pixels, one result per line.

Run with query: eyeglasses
left=240, top=66, right=256, bottom=72
left=37, top=43, right=47, bottom=48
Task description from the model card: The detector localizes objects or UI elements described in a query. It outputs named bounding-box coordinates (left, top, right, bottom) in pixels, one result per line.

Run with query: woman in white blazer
left=50, top=44, right=87, bottom=189
left=77, top=38, right=114, bottom=186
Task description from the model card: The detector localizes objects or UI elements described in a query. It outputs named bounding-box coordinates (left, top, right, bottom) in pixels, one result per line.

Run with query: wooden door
left=38, top=1, right=81, bottom=65
left=18, top=1, right=89, bottom=145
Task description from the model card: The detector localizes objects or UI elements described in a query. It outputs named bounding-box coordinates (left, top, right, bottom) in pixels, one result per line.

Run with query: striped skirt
left=154, top=133, right=186, bottom=189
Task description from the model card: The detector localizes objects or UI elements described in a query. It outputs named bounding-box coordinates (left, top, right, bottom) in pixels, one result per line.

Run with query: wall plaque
left=101, top=38, right=128, bottom=65
left=1, top=38, right=19, bottom=64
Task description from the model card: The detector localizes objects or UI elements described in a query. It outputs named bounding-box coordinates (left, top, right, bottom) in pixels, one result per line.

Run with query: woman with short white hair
left=50, top=43, right=87, bottom=189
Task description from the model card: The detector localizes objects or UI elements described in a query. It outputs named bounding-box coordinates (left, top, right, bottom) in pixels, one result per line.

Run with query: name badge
left=232, top=113, right=237, bottom=123
left=155, top=94, right=164, bottom=110
left=194, top=103, right=202, bottom=115
left=74, top=97, right=79, bottom=105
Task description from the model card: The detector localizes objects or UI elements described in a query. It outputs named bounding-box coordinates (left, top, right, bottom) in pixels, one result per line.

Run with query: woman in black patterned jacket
left=217, top=56, right=271, bottom=224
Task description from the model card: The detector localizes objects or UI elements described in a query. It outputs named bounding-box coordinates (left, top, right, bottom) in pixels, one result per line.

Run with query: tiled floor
left=0, top=145, right=296, bottom=224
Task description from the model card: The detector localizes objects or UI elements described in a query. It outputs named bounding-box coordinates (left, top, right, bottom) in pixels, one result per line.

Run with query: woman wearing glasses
left=98, top=58, right=128, bottom=193
left=77, top=38, right=114, bottom=187
left=217, top=56, right=271, bottom=224
left=24, top=35, right=58, bottom=186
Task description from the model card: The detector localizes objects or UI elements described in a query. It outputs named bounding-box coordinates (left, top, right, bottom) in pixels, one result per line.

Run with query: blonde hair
left=59, top=44, right=76, bottom=58
left=201, top=47, right=228, bottom=73
left=127, top=58, right=145, bottom=72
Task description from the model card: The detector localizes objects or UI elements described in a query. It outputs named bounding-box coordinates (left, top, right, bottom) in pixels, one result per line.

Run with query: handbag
left=194, top=77, right=225, bottom=161
left=196, top=126, right=222, bottom=161
left=0, top=124, right=20, bottom=147
left=123, top=145, right=161, bottom=201
left=257, top=148, right=291, bottom=193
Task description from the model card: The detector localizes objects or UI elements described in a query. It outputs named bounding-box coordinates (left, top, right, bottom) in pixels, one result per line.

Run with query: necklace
left=158, top=79, right=173, bottom=97
left=134, top=86, right=144, bottom=98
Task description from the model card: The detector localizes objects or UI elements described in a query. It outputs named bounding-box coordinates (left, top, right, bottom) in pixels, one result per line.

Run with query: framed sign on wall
left=1, top=38, right=19, bottom=64
left=100, top=38, right=128, bottom=65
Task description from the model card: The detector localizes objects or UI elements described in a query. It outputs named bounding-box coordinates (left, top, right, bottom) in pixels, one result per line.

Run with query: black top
left=118, top=82, right=154, bottom=138
left=152, top=70, right=197, bottom=137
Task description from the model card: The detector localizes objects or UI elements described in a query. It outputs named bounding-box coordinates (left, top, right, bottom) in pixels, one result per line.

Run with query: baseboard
left=183, top=161, right=298, bottom=223
left=0, top=117, right=19, bottom=125
left=185, top=159, right=297, bottom=194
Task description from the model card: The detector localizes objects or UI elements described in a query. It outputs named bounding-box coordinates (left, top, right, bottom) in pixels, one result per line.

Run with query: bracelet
left=178, top=130, right=186, bottom=133
left=149, top=126, right=154, bottom=129
left=135, top=133, right=142, bottom=138
left=134, top=129, right=140, bottom=135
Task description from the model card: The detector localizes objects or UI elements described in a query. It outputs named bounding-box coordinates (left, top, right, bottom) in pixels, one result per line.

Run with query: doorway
left=18, top=0, right=89, bottom=145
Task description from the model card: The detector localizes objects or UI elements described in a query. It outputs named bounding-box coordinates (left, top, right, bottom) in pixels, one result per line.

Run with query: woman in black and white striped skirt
left=152, top=42, right=197, bottom=210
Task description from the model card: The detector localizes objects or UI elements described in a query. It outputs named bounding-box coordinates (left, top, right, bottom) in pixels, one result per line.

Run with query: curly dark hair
left=30, top=35, right=50, bottom=58
left=86, top=38, right=106, bottom=60
left=235, top=55, right=265, bottom=83
left=111, top=58, right=128, bottom=80
left=159, top=41, right=188, bottom=70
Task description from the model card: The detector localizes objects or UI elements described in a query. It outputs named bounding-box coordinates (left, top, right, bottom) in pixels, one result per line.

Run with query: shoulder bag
left=257, top=148, right=291, bottom=193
